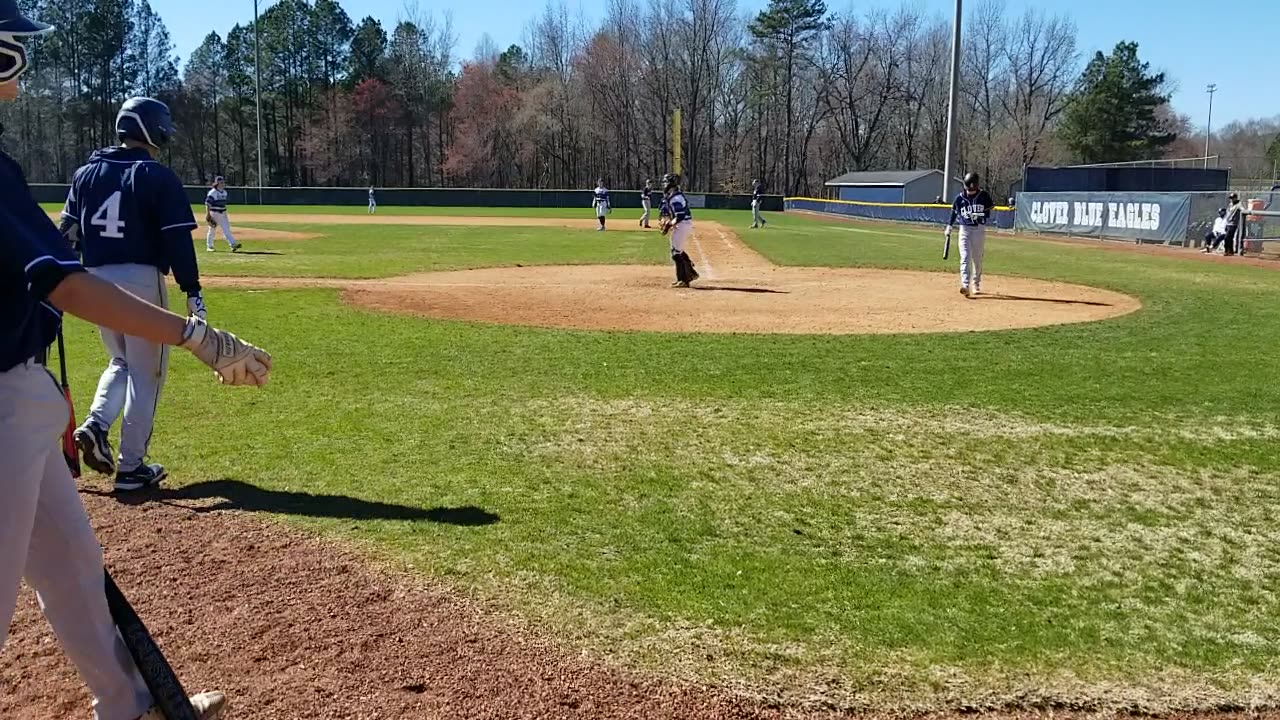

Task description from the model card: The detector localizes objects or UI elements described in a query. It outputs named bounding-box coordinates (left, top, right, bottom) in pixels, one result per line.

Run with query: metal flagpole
left=941, top=0, right=963, bottom=202
left=254, top=0, right=265, bottom=204
left=1203, top=84, right=1216, bottom=169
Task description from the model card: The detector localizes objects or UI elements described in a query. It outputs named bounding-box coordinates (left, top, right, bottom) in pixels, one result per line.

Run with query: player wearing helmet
left=945, top=172, right=995, bottom=298
left=661, top=173, right=699, bottom=287
left=60, top=96, right=207, bottom=492
left=4, top=4, right=264, bottom=719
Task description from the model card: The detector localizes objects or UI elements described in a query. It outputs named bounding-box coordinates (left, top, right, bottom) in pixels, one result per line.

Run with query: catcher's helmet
left=1218, top=207, right=1227, bottom=216
left=963, top=172, right=980, bottom=189
left=0, top=0, right=52, bottom=84
left=662, top=173, right=680, bottom=190
left=117, top=97, right=175, bottom=148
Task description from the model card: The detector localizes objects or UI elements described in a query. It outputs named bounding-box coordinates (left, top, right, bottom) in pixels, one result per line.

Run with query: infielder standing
left=61, top=97, right=207, bottom=492
left=3, top=6, right=270, bottom=718
left=661, top=173, right=698, bottom=287
left=204, top=176, right=239, bottom=252
left=945, top=172, right=995, bottom=298
left=639, top=178, right=653, bottom=228
left=592, top=178, right=610, bottom=231
left=368, top=186, right=377, bottom=214
left=750, top=178, right=767, bottom=229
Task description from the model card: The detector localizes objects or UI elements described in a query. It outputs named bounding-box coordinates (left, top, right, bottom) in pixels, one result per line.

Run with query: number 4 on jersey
left=90, top=191, right=127, bottom=239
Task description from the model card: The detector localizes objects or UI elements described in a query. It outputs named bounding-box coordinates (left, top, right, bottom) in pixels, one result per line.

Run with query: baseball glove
left=660, top=219, right=673, bottom=235
left=205, top=213, right=215, bottom=227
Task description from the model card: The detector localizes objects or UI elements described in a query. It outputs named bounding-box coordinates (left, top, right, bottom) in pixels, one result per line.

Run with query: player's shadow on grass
left=973, top=293, right=1112, bottom=307
left=93, top=479, right=499, bottom=526
left=691, top=285, right=789, bottom=294
left=227, top=250, right=284, bottom=256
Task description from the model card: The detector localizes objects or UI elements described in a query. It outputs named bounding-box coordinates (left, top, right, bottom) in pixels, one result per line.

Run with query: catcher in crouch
left=660, top=173, right=698, bottom=287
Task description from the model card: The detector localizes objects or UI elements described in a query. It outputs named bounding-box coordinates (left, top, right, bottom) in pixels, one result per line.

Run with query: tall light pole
left=254, top=0, right=265, bottom=203
left=941, top=0, right=963, bottom=202
left=1204, top=83, right=1217, bottom=169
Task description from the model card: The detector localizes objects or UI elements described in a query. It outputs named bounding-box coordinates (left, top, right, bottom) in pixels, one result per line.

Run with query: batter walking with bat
left=61, top=97, right=209, bottom=492
left=1, top=6, right=271, bottom=717
left=945, top=172, right=995, bottom=298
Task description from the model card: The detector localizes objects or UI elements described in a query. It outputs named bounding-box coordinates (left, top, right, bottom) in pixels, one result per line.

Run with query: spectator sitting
left=1202, top=208, right=1228, bottom=253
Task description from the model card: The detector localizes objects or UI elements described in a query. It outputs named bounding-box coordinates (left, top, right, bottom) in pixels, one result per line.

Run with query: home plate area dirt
left=1, top=490, right=836, bottom=720
left=209, top=218, right=1141, bottom=335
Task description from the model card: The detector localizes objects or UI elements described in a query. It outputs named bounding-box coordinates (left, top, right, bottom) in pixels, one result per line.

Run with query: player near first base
left=661, top=173, right=698, bottom=287
left=368, top=186, right=377, bottom=214
left=945, top=172, right=995, bottom=298
left=592, top=178, right=610, bottom=231
left=61, top=97, right=207, bottom=492
left=204, top=176, right=239, bottom=252
left=2, top=4, right=271, bottom=718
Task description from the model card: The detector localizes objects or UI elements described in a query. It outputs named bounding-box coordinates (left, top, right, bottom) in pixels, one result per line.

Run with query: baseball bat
left=943, top=231, right=951, bottom=260
left=104, top=570, right=198, bottom=720
left=56, top=327, right=81, bottom=479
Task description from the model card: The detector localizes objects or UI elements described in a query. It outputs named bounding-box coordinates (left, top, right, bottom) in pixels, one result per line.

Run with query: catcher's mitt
left=206, top=213, right=215, bottom=227
left=660, top=219, right=673, bottom=235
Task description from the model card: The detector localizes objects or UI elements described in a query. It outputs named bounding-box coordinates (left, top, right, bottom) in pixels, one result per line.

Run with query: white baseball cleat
left=136, top=691, right=227, bottom=720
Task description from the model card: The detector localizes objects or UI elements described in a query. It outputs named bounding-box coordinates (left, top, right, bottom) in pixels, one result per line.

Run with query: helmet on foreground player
left=117, top=96, right=176, bottom=150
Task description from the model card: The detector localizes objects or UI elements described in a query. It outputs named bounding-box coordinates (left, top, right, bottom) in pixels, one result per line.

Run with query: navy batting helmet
left=963, top=172, right=980, bottom=189
left=0, top=0, right=53, bottom=85
left=662, top=173, right=680, bottom=190
left=116, top=97, right=175, bottom=148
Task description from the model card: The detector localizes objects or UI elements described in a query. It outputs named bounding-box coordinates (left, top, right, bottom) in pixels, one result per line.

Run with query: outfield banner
left=1015, top=192, right=1191, bottom=244
left=785, top=197, right=1016, bottom=229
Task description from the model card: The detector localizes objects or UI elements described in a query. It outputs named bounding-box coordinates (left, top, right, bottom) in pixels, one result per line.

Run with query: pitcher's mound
left=341, top=265, right=1140, bottom=335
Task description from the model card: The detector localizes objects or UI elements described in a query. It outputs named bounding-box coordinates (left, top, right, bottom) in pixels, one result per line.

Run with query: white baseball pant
left=206, top=210, right=237, bottom=249
left=959, top=224, right=986, bottom=290
left=368, top=199, right=377, bottom=214
left=670, top=220, right=692, bottom=254
left=640, top=197, right=651, bottom=226
left=0, top=360, right=153, bottom=720
left=84, top=264, right=169, bottom=473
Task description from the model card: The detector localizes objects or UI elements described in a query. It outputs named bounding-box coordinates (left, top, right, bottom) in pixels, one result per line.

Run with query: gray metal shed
left=825, top=170, right=960, bottom=205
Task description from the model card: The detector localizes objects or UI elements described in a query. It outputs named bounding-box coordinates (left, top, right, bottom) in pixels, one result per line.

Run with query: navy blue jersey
left=62, top=146, right=201, bottom=294
left=950, top=190, right=995, bottom=226
left=1, top=150, right=85, bottom=371
left=593, top=186, right=610, bottom=206
left=667, top=191, right=692, bottom=222
left=642, top=183, right=652, bottom=202
left=752, top=185, right=763, bottom=202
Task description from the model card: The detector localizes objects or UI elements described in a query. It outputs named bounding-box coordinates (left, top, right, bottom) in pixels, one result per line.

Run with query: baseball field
left=4, top=205, right=1280, bottom=718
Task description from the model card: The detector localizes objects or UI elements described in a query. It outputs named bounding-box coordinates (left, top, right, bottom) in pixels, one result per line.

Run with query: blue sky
left=153, top=0, right=1275, bottom=130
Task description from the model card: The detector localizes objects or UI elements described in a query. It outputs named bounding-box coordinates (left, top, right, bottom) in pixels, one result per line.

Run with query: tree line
left=2, top=0, right=1276, bottom=197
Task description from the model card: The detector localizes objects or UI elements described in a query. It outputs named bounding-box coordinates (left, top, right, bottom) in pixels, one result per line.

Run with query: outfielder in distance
left=750, top=178, right=767, bottom=229
left=62, top=97, right=207, bottom=492
left=204, top=175, right=240, bottom=252
left=660, top=172, right=699, bottom=287
left=945, top=172, right=995, bottom=298
left=2, top=4, right=270, bottom=718
left=639, top=177, right=653, bottom=228
left=592, top=177, right=610, bottom=231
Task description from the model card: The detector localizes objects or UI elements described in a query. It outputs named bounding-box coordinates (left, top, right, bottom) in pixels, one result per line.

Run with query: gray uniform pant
left=0, top=360, right=153, bottom=720
left=85, top=264, right=169, bottom=473
left=751, top=199, right=764, bottom=227
left=959, top=224, right=986, bottom=290
left=641, top=197, right=651, bottom=225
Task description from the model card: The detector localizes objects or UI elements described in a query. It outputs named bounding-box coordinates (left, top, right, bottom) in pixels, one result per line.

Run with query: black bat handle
left=56, top=326, right=69, bottom=387
left=104, top=571, right=198, bottom=720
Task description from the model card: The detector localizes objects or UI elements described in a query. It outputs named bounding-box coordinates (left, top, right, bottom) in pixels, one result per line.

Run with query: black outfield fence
left=31, top=184, right=783, bottom=212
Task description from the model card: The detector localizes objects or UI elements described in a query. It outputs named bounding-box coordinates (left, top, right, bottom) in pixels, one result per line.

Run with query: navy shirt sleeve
left=145, top=165, right=201, bottom=295
left=3, top=204, right=85, bottom=300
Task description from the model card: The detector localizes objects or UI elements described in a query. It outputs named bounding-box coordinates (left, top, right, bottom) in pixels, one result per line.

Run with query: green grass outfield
left=57, top=206, right=1280, bottom=711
